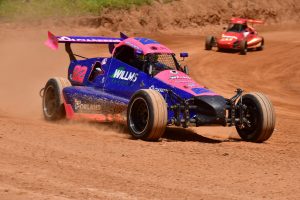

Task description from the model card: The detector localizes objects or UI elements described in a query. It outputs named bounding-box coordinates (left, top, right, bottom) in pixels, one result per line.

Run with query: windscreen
left=147, top=53, right=179, bottom=71
left=227, top=23, right=247, bottom=33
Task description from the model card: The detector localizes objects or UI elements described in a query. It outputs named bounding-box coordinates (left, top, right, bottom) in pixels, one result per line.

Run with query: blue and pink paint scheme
left=45, top=32, right=226, bottom=126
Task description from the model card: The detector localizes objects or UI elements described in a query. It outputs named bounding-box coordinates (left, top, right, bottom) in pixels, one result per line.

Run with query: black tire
left=257, top=37, right=264, bottom=51
left=42, top=77, right=71, bottom=121
left=240, top=40, right=247, bottom=55
left=235, top=92, right=276, bottom=143
left=127, top=89, right=168, bottom=141
left=205, top=35, right=214, bottom=50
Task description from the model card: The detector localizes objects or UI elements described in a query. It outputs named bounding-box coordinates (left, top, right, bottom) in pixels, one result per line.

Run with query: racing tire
left=205, top=36, right=214, bottom=50
left=240, top=40, right=247, bottom=55
left=235, top=92, right=276, bottom=143
left=257, top=37, right=264, bottom=51
left=127, top=89, right=168, bottom=141
left=42, top=77, right=71, bottom=121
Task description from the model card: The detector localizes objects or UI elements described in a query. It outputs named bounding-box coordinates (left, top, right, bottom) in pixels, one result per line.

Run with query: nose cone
left=194, top=95, right=227, bottom=125
left=155, top=70, right=217, bottom=96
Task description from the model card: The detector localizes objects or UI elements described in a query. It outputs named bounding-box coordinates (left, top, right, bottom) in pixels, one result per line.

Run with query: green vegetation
left=0, top=0, right=154, bottom=20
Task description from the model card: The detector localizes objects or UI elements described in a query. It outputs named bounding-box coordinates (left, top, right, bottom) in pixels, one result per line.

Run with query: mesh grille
left=149, top=54, right=177, bottom=70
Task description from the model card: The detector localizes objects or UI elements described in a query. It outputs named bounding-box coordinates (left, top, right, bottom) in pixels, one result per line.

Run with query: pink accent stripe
left=63, top=97, right=125, bottom=123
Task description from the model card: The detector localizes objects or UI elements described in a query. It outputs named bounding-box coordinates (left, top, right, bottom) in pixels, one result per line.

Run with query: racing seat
left=89, top=61, right=103, bottom=82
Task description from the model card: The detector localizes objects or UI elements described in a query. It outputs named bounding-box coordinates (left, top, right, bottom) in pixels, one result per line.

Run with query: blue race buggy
left=42, top=32, right=275, bottom=142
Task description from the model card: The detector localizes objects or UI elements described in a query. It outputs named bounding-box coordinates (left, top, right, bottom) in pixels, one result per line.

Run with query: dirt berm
left=71, top=0, right=300, bottom=33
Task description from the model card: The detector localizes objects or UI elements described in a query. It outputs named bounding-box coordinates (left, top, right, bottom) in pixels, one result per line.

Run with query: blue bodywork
left=50, top=33, right=228, bottom=127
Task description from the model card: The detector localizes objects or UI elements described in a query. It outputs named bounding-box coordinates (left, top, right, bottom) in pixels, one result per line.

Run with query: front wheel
left=127, top=89, right=167, bottom=141
left=235, top=92, right=276, bottom=142
left=240, top=40, right=247, bottom=55
left=205, top=35, right=215, bottom=50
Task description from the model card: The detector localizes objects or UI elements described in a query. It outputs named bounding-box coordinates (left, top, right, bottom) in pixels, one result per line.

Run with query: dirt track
left=0, top=23, right=300, bottom=199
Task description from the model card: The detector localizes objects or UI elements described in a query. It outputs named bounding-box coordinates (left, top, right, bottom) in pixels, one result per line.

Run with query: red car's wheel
left=240, top=40, right=247, bottom=55
left=205, top=36, right=215, bottom=50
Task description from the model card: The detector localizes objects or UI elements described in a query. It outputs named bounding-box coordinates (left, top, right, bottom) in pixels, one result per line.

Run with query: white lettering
left=112, top=68, right=138, bottom=82
left=113, top=69, right=123, bottom=79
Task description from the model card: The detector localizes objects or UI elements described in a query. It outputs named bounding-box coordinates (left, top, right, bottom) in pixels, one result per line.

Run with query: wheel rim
left=43, top=85, right=57, bottom=118
left=129, top=97, right=149, bottom=134
left=238, top=99, right=259, bottom=134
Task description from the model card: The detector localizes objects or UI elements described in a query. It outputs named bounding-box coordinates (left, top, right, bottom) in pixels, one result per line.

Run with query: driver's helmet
left=135, top=50, right=144, bottom=61
left=136, top=54, right=144, bottom=61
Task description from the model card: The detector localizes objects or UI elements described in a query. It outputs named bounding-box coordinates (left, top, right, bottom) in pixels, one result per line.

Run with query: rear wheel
left=235, top=92, right=276, bottom=142
left=127, top=89, right=167, bottom=141
left=42, top=77, right=71, bottom=120
left=205, top=36, right=215, bottom=50
left=240, top=40, right=247, bottom=55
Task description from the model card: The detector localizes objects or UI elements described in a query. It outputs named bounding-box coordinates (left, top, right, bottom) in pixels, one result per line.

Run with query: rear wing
left=230, top=18, right=264, bottom=25
left=247, top=19, right=264, bottom=24
left=45, top=31, right=127, bottom=60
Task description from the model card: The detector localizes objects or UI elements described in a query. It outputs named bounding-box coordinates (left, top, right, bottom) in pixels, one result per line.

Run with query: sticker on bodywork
left=72, top=65, right=88, bottom=83
left=191, top=88, right=210, bottom=94
left=111, top=67, right=138, bottom=82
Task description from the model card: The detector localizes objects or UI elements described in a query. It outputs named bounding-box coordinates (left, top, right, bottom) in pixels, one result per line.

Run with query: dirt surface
left=0, top=24, right=299, bottom=200
left=0, top=1, right=300, bottom=198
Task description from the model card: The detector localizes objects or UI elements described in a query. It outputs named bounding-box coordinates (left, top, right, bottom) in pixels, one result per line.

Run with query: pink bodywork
left=114, top=38, right=173, bottom=55
left=155, top=70, right=217, bottom=96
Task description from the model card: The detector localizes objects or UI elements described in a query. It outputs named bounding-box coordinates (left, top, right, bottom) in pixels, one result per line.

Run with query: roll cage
left=112, top=44, right=183, bottom=75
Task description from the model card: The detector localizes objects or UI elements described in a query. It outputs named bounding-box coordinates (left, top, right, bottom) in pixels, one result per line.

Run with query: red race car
left=205, top=18, right=264, bottom=55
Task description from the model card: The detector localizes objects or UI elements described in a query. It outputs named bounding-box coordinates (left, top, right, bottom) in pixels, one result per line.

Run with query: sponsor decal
left=149, top=85, right=168, bottom=93
left=183, top=83, right=196, bottom=88
left=101, top=58, right=108, bottom=65
left=58, top=36, right=121, bottom=43
left=191, top=88, right=210, bottom=94
left=72, top=65, right=87, bottom=83
left=74, top=99, right=102, bottom=112
left=221, top=35, right=237, bottom=41
left=111, top=67, right=138, bottom=82
left=169, top=75, right=191, bottom=80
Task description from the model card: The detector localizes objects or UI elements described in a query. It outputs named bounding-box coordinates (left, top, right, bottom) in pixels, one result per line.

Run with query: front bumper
left=169, top=92, right=227, bottom=127
left=217, top=40, right=240, bottom=49
left=193, top=95, right=227, bottom=126
left=168, top=89, right=244, bottom=128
